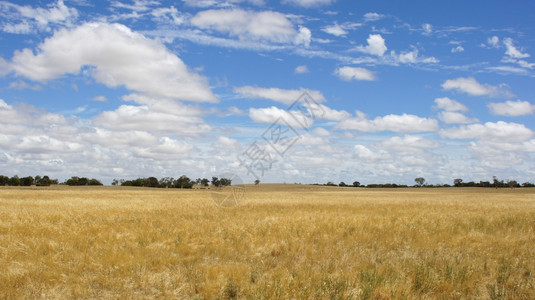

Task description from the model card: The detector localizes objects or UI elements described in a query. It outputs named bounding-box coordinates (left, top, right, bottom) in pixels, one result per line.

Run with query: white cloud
left=234, top=86, right=326, bottom=105
left=353, top=145, right=390, bottom=161
left=93, top=105, right=211, bottom=136
left=282, top=0, right=336, bottom=8
left=190, top=9, right=308, bottom=46
left=451, top=46, right=464, bottom=53
left=214, top=136, right=240, bottom=151
left=182, top=0, right=265, bottom=7
left=355, top=34, right=387, bottom=56
left=363, top=12, right=384, bottom=22
left=433, top=97, right=468, bottom=112
left=0, top=0, right=78, bottom=34
left=441, top=77, right=513, bottom=98
left=334, top=66, right=376, bottom=81
left=92, top=95, right=108, bottom=102
left=295, top=26, right=311, bottom=47
left=487, top=36, right=500, bottom=48
left=322, top=23, right=347, bottom=37
left=249, top=106, right=311, bottom=129
left=440, top=121, right=534, bottom=143
left=379, top=135, right=439, bottom=152
left=438, top=111, right=478, bottom=124
left=422, top=23, right=432, bottom=35
left=338, top=112, right=439, bottom=133
left=8, top=80, right=42, bottom=90
left=294, top=65, right=309, bottom=74
left=488, top=100, right=535, bottom=116
left=503, top=37, right=530, bottom=58
left=10, top=22, right=217, bottom=103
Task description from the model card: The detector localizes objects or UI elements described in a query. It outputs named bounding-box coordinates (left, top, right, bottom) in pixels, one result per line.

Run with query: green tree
left=453, top=178, right=463, bottom=187
left=414, top=177, right=425, bottom=187
left=20, top=176, right=34, bottom=186
left=352, top=181, right=361, bottom=187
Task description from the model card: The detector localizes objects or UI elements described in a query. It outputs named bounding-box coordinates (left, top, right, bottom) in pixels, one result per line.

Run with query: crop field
left=0, top=185, right=534, bottom=299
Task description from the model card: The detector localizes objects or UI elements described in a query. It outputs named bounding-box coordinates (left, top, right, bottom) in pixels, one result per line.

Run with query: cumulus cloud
left=294, top=65, right=309, bottom=74
left=321, top=22, right=360, bottom=37
left=441, top=77, right=514, bottom=98
left=334, top=66, right=376, bottom=81
left=421, top=23, right=432, bottom=35
left=93, top=105, right=211, bottom=136
left=190, top=8, right=310, bottom=46
left=487, top=36, right=500, bottom=48
left=182, top=0, right=265, bottom=7
left=355, top=34, right=387, bottom=56
left=488, top=100, right=535, bottom=116
left=440, top=121, right=534, bottom=143
left=379, top=135, right=440, bottom=152
left=338, top=112, right=439, bottom=133
left=249, top=106, right=310, bottom=128
left=451, top=45, right=464, bottom=53
left=282, top=0, right=336, bottom=8
left=10, top=22, right=217, bottom=103
left=434, top=97, right=468, bottom=112
left=363, top=12, right=384, bottom=22
left=438, top=111, right=478, bottom=124
left=0, top=0, right=78, bottom=34
left=234, top=86, right=326, bottom=105
left=503, top=37, right=530, bottom=58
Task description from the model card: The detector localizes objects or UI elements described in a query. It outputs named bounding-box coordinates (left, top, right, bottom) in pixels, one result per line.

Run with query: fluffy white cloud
left=335, top=66, right=376, bottom=81
left=182, top=0, right=265, bottom=7
left=10, top=22, right=217, bottom=103
left=0, top=0, right=78, bottom=34
left=234, top=86, right=326, bottom=105
left=487, top=36, right=500, bottom=48
left=249, top=106, right=310, bottom=129
left=451, top=46, right=464, bottom=53
left=93, top=105, right=211, bottom=136
left=440, top=121, right=534, bottom=143
left=488, top=100, right=535, bottom=116
left=294, top=65, right=309, bottom=74
left=282, top=0, right=336, bottom=8
left=379, top=135, right=439, bottom=152
left=190, top=9, right=309, bottom=46
left=421, top=23, right=433, bottom=35
left=338, top=112, right=439, bottom=133
left=503, top=37, right=530, bottom=58
left=438, top=111, right=478, bottom=124
left=355, top=34, right=387, bottom=56
left=214, top=136, right=240, bottom=151
left=434, top=97, right=468, bottom=112
left=353, top=145, right=390, bottom=161
left=441, top=77, right=513, bottom=98
left=363, top=12, right=384, bottom=22
left=322, top=23, right=347, bottom=37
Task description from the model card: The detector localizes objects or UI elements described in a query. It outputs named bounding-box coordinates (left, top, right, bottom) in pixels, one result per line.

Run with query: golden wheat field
left=0, top=185, right=534, bottom=299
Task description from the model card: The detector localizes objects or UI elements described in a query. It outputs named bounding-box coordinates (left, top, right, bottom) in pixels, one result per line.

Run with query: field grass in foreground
left=0, top=185, right=534, bottom=299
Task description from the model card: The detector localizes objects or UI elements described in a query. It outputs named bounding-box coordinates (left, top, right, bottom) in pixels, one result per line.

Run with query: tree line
left=0, top=175, right=59, bottom=186
left=113, top=176, right=232, bottom=189
left=318, top=176, right=535, bottom=188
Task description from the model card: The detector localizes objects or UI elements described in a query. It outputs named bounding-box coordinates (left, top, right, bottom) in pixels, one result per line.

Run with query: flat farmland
left=0, top=185, right=534, bottom=299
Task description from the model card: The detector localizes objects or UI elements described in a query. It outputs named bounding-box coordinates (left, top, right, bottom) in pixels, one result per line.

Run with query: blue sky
left=0, top=0, right=534, bottom=185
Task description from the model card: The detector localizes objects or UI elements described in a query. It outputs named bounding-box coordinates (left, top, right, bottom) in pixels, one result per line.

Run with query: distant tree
left=144, top=177, right=159, bottom=188
left=254, top=179, right=260, bottom=185
left=88, top=178, right=103, bottom=186
left=9, top=175, right=20, bottom=186
left=176, top=175, right=193, bottom=189
left=159, top=177, right=174, bottom=188
left=36, top=176, right=51, bottom=186
left=65, top=176, right=79, bottom=186
left=507, top=180, right=519, bottom=188
left=492, top=176, right=505, bottom=188
left=522, top=182, right=535, bottom=187
left=111, top=178, right=119, bottom=186
left=78, top=177, right=90, bottom=186
left=325, top=181, right=336, bottom=186
left=453, top=178, right=463, bottom=187
left=0, top=175, right=9, bottom=186
left=200, top=178, right=210, bottom=187
left=211, top=176, right=221, bottom=187
left=220, top=178, right=232, bottom=186
left=352, top=181, right=361, bottom=187
left=20, top=176, right=34, bottom=186
left=339, top=182, right=347, bottom=187
left=414, top=177, right=425, bottom=187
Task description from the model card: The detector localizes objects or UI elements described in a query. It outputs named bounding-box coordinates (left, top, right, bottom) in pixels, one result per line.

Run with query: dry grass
left=0, top=185, right=534, bottom=299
